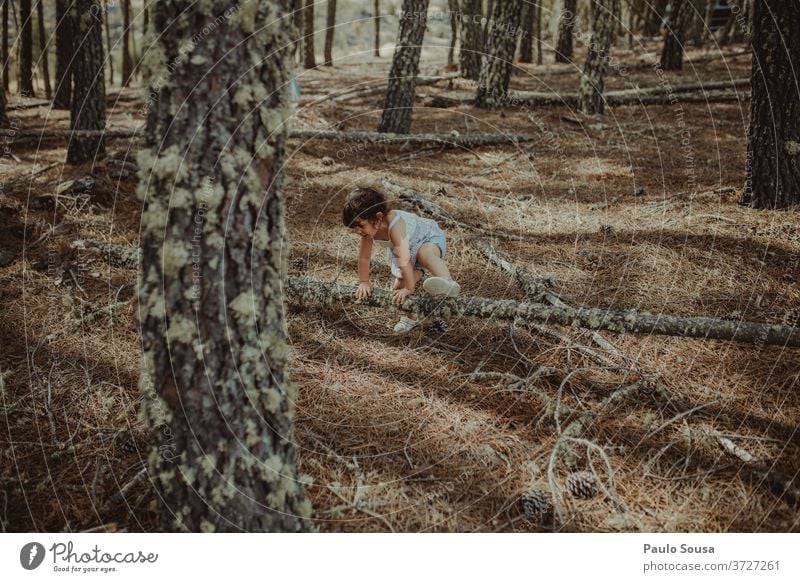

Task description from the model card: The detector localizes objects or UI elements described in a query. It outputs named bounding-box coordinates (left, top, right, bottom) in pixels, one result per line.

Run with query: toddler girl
left=342, top=186, right=460, bottom=332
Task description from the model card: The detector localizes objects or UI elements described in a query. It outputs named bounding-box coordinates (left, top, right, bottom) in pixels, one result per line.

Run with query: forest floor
left=1, top=39, right=798, bottom=533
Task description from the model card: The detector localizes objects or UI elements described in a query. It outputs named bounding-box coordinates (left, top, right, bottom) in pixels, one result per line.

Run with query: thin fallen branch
left=305, top=73, right=460, bottom=106
left=102, top=466, right=148, bottom=512
left=1, top=162, right=60, bottom=191
left=289, top=129, right=536, bottom=148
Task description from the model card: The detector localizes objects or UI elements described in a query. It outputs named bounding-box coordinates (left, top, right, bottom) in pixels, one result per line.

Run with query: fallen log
left=286, top=278, right=800, bottom=348
left=289, top=129, right=536, bottom=148
left=305, top=73, right=460, bottom=106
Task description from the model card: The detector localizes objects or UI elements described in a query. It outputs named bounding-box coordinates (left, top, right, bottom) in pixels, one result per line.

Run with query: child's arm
left=389, top=220, right=415, bottom=304
left=355, top=236, right=373, bottom=299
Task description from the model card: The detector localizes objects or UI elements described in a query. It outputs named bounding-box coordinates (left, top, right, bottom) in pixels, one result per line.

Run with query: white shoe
left=393, top=316, right=419, bottom=333
left=423, top=277, right=461, bottom=297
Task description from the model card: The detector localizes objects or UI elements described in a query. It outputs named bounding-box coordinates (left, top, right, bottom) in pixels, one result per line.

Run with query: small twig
left=102, top=466, right=148, bottom=511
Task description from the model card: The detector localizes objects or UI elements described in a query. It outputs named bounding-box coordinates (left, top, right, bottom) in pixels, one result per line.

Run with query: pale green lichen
left=261, top=454, right=284, bottom=483
left=261, top=387, right=282, bottom=412
left=166, top=314, right=198, bottom=345
left=229, top=291, right=255, bottom=320
left=199, top=519, right=216, bottom=532
left=161, top=240, right=190, bottom=276
left=785, top=140, right=800, bottom=156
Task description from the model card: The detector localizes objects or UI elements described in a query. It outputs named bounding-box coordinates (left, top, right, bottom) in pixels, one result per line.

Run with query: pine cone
left=113, top=431, right=139, bottom=454
left=566, top=471, right=600, bottom=499
left=427, top=318, right=449, bottom=334
left=520, top=488, right=553, bottom=524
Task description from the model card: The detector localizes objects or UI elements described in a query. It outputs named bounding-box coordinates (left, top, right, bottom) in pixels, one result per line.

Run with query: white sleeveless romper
left=373, top=210, right=447, bottom=279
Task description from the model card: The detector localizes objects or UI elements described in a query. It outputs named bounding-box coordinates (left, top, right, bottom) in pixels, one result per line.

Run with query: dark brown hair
left=342, top=186, right=391, bottom=228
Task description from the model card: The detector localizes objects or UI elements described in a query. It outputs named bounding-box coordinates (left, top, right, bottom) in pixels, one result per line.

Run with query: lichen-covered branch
left=285, top=278, right=800, bottom=348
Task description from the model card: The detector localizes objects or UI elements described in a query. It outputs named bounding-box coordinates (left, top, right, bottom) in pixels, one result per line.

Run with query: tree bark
left=53, top=0, right=74, bottom=109
left=20, top=0, right=34, bottom=95
left=323, top=0, right=335, bottom=66
left=2, top=0, right=8, bottom=92
left=518, top=1, right=534, bottom=64
left=459, top=0, right=482, bottom=80
left=447, top=0, right=458, bottom=68
left=377, top=0, right=430, bottom=134
left=660, top=0, right=691, bottom=70
left=103, top=0, right=113, bottom=84
left=691, top=0, right=708, bottom=47
left=741, top=0, right=800, bottom=209
left=644, top=0, right=667, bottom=36
left=374, top=0, right=380, bottom=57
left=578, top=0, right=618, bottom=115
left=36, top=0, right=51, bottom=98
left=474, top=0, right=523, bottom=108
left=137, top=0, right=312, bottom=532
left=555, top=0, right=577, bottom=63
left=535, top=1, right=542, bottom=65
left=286, top=278, right=800, bottom=347
left=121, top=0, right=133, bottom=86
left=66, top=0, right=106, bottom=165
left=0, top=67, right=6, bottom=125
left=303, top=0, right=315, bottom=68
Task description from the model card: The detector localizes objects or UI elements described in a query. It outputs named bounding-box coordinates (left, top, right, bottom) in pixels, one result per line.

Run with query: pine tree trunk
left=66, top=0, right=105, bottom=165
left=122, top=0, right=133, bottom=85
left=323, top=0, right=335, bottom=66
left=474, top=0, right=523, bottom=108
left=36, top=0, right=51, bottom=98
left=518, top=2, right=534, bottom=63
left=577, top=0, right=617, bottom=115
left=103, top=0, right=113, bottom=84
left=377, top=0, right=429, bottom=134
left=644, top=0, right=667, bottom=36
left=731, top=0, right=751, bottom=43
left=535, top=1, right=542, bottom=65
left=447, top=0, right=458, bottom=68
left=459, top=0, right=481, bottom=80
left=374, top=0, right=380, bottom=57
left=691, top=0, right=708, bottom=47
left=555, top=0, right=577, bottom=63
left=741, top=0, right=800, bottom=209
left=482, top=0, right=493, bottom=52
left=20, top=0, right=33, bottom=95
left=2, top=0, right=7, bottom=92
left=292, top=0, right=303, bottom=60
left=303, top=0, right=315, bottom=68
left=53, top=0, right=74, bottom=109
left=137, top=0, right=312, bottom=532
left=660, top=0, right=691, bottom=70
left=0, top=70, right=6, bottom=125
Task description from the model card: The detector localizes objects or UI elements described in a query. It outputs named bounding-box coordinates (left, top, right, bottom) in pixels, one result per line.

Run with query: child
left=342, top=186, right=461, bottom=332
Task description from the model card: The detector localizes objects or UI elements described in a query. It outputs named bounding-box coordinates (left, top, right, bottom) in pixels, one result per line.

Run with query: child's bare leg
left=416, top=243, right=452, bottom=279
left=393, top=270, right=424, bottom=319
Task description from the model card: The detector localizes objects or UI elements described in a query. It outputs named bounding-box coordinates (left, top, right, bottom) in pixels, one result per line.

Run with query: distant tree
left=534, top=0, right=542, bottom=65
left=324, top=0, right=336, bottom=66
left=644, top=0, right=667, bottom=36
left=303, top=0, right=315, bottom=68
left=20, top=0, right=34, bottom=95
left=447, top=0, right=458, bottom=68
left=66, top=0, right=106, bottom=165
left=122, top=0, right=133, bottom=85
left=518, top=2, right=534, bottom=64
left=482, top=0, right=494, bottom=52
left=0, top=74, right=6, bottom=125
left=741, top=0, right=800, bottom=209
left=53, top=0, right=74, bottom=109
left=660, top=0, right=691, bottom=70
left=691, top=0, right=709, bottom=47
left=459, top=0, right=482, bottom=80
left=555, top=0, right=576, bottom=63
left=36, top=0, right=51, bottom=98
left=378, top=0, right=430, bottom=133
left=374, top=0, right=380, bottom=57
left=102, top=0, right=113, bottom=84
left=2, top=0, right=7, bottom=91
left=292, top=0, right=303, bottom=59
left=577, top=0, right=618, bottom=115
left=138, top=0, right=312, bottom=532
left=475, top=0, right=523, bottom=108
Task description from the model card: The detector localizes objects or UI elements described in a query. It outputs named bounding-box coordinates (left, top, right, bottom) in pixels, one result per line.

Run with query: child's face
left=350, top=217, right=379, bottom=239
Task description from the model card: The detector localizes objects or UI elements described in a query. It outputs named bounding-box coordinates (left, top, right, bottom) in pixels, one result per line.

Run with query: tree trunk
left=644, top=0, right=667, bottom=36
left=374, top=0, right=380, bottom=57
left=303, top=0, right=315, bottom=68
left=482, top=0, right=493, bottom=52
left=66, top=0, right=106, bottom=165
left=474, top=0, right=523, bottom=108
left=731, top=0, right=751, bottom=43
left=35, top=0, right=51, bottom=98
left=2, top=0, right=9, bottom=92
left=660, top=0, right=691, bottom=70
left=741, top=0, right=800, bottom=209
left=459, top=0, right=481, bottom=80
left=137, top=0, right=312, bottom=532
left=0, top=67, right=6, bottom=125
left=555, top=0, right=577, bottom=63
left=535, top=0, right=542, bottom=65
left=121, top=0, right=133, bottom=85
left=292, top=0, right=303, bottom=60
left=103, top=0, right=113, bottom=85
left=518, top=2, right=534, bottom=63
left=691, top=0, right=708, bottom=47
left=323, top=0, right=335, bottom=66
left=578, top=0, right=618, bottom=115
left=53, top=0, right=74, bottom=109
left=447, top=0, right=458, bottom=68
left=377, top=0, right=430, bottom=134
left=20, top=0, right=33, bottom=95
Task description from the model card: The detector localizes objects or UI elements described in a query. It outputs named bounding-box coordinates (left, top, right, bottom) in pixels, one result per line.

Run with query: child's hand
left=392, top=288, right=413, bottom=305
left=355, top=282, right=372, bottom=299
